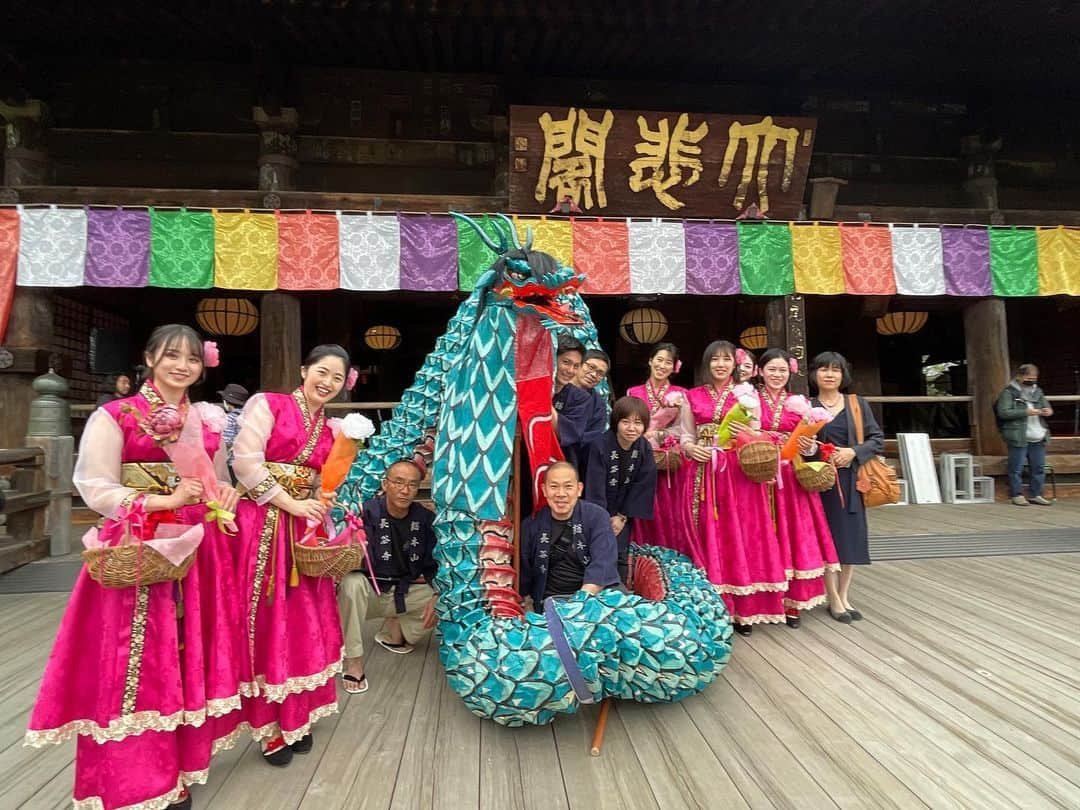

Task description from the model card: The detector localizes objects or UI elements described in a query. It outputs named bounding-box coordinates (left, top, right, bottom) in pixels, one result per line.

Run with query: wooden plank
left=479, top=718, right=568, bottom=810
left=802, top=602, right=1080, bottom=800
left=685, top=674, right=839, bottom=809
left=389, top=636, right=480, bottom=810
left=551, top=703, right=661, bottom=810
left=616, top=700, right=750, bottom=809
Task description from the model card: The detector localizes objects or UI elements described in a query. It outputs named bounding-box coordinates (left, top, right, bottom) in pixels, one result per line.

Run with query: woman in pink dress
left=231, top=344, right=351, bottom=767
left=26, top=324, right=244, bottom=810
left=756, top=348, right=842, bottom=627
left=626, top=342, right=693, bottom=556
left=677, top=340, right=788, bottom=635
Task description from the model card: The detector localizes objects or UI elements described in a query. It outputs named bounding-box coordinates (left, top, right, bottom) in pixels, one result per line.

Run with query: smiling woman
left=231, top=343, right=355, bottom=766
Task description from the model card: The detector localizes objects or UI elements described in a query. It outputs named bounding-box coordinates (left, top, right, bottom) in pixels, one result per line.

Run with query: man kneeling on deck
left=520, top=461, right=622, bottom=611
left=338, top=460, right=438, bottom=694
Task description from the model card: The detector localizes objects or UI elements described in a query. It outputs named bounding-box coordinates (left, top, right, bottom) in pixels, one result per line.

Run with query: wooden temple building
left=2, top=0, right=1079, bottom=475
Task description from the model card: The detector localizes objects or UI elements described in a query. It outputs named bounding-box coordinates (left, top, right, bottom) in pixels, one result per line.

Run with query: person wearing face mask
left=583, top=396, right=658, bottom=585
left=232, top=344, right=355, bottom=766
left=995, top=364, right=1054, bottom=506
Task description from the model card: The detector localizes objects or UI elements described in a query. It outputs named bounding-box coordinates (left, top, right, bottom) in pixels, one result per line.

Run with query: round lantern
left=618, top=307, right=668, bottom=345
left=739, top=326, right=768, bottom=351
left=195, top=298, right=259, bottom=337
left=364, top=325, right=402, bottom=351
left=876, top=312, right=928, bottom=336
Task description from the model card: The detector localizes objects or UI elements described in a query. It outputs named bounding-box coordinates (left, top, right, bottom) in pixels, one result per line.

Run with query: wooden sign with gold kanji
left=510, top=105, right=817, bottom=219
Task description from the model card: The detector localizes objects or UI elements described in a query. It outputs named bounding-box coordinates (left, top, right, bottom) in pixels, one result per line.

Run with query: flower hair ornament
left=346, top=367, right=359, bottom=391
left=203, top=341, right=220, bottom=368
left=735, top=348, right=749, bottom=366
left=788, top=357, right=799, bottom=374
left=674, top=359, right=683, bottom=374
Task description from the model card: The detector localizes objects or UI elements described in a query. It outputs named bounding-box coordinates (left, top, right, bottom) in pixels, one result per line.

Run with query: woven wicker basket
left=83, top=543, right=196, bottom=589
left=795, top=462, right=837, bottom=493
left=293, top=542, right=364, bottom=580
left=654, top=448, right=683, bottom=471
left=737, top=440, right=779, bottom=483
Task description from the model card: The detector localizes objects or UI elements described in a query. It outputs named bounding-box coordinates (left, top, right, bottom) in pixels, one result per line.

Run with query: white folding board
left=897, top=433, right=942, bottom=504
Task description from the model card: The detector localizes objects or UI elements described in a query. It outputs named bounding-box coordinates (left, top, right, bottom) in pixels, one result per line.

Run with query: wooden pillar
left=260, top=293, right=301, bottom=393
left=964, top=298, right=1010, bottom=456
left=808, top=177, right=847, bottom=220
left=960, top=134, right=1000, bottom=213
left=253, top=106, right=299, bottom=207
left=0, top=99, right=49, bottom=189
left=766, top=294, right=809, bottom=394
left=0, top=288, right=54, bottom=447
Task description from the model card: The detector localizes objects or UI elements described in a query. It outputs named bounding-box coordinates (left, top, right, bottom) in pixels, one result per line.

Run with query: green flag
left=149, top=210, right=215, bottom=289
left=456, top=216, right=504, bottom=292
left=738, top=222, right=794, bottom=296
left=989, top=227, right=1038, bottom=297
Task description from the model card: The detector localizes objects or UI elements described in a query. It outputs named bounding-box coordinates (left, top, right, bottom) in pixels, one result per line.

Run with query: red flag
left=514, top=314, right=563, bottom=512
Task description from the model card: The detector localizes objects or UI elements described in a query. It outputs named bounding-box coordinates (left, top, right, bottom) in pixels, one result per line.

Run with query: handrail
left=864, top=396, right=972, bottom=404
left=71, top=400, right=402, bottom=416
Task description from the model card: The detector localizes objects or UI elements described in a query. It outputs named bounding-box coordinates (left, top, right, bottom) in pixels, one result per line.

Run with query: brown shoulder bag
left=848, top=395, right=900, bottom=508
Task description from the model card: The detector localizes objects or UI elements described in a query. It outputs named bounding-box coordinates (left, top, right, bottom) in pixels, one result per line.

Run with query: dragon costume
left=337, top=214, right=732, bottom=726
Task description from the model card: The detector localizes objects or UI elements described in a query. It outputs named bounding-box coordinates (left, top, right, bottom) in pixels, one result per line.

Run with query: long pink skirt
left=27, top=509, right=245, bottom=809
left=772, top=462, right=841, bottom=610
left=631, top=452, right=705, bottom=564
left=235, top=500, right=343, bottom=744
left=692, top=451, right=788, bottom=625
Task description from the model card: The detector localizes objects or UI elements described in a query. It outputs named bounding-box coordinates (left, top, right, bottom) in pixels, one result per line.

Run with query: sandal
left=375, top=631, right=415, bottom=655
left=343, top=673, right=369, bottom=694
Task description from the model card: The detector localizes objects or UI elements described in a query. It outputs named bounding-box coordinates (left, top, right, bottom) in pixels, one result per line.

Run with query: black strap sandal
left=342, top=673, right=369, bottom=694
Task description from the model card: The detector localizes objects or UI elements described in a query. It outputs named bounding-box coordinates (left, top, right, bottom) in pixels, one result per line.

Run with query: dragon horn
left=450, top=211, right=506, bottom=254
left=494, top=213, right=523, bottom=251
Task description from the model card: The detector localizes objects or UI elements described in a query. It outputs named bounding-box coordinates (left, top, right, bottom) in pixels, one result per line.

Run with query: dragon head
left=453, top=213, right=584, bottom=324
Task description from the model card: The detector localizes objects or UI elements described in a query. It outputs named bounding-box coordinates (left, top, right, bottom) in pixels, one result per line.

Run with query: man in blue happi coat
left=520, top=461, right=621, bottom=611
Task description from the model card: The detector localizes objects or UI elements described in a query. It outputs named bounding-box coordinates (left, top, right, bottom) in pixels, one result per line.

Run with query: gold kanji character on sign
left=627, top=113, right=709, bottom=211
left=717, top=116, right=800, bottom=214
left=534, top=108, right=615, bottom=210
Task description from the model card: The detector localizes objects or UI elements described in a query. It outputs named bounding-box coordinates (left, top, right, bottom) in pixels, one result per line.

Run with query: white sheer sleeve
left=678, top=397, right=699, bottom=447
left=73, top=408, right=134, bottom=519
left=232, top=394, right=282, bottom=505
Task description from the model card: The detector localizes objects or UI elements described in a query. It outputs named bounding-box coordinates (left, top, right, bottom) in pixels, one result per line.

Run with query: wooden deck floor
left=868, top=498, right=1080, bottom=537
left=4, top=553, right=1080, bottom=809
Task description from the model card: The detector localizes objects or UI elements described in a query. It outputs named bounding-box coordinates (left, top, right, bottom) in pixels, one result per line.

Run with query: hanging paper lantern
left=364, top=325, right=402, bottom=350
left=739, top=326, right=768, bottom=350
left=876, top=312, right=928, bottom=336
left=619, top=308, right=668, bottom=345
left=195, top=297, right=259, bottom=337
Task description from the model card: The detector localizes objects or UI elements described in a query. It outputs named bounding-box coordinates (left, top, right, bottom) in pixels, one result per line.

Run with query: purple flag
left=940, top=226, right=991, bottom=296
left=684, top=222, right=740, bottom=295
left=399, top=215, right=458, bottom=291
left=84, top=209, right=151, bottom=287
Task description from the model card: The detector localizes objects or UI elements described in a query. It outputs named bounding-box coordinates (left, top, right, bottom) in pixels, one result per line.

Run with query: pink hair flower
left=203, top=341, right=220, bottom=368
left=346, top=367, right=359, bottom=391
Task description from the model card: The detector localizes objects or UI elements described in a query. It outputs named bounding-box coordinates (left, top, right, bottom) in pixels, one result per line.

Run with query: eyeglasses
left=582, top=363, right=608, bottom=379
left=386, top=478, right=421, bottom=491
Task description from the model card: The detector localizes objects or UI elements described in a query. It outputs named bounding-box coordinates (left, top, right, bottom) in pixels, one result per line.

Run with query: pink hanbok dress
left=232, top=390, right=342, bottom=745
left=626, top=382, right=694, bottom=557
left=758, top=391, right=841, bottom=611
left=26, top=383, right=244, bottom=810
left=677, top=384, right=788, bottom=625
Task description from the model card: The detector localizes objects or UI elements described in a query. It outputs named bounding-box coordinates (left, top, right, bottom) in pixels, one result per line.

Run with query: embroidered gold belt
left=696, top=424, right=719, bottom=446
left=264, top=461, right=316, bottom=499
left=120, top=462, right=179, bottom=494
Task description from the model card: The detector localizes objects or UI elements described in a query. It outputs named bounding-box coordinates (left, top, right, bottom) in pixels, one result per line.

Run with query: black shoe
left=171, top=792, right=192, bottom=810
left=734, top=623, right=753, bottom=636
left=785, top=615, right=801, bottom=629
left=847, top=608, right=863, bottom=621
left=290, top=733, right=314, bottom=754
left=829, top=608, right=852, bottom=624
left=262, top=740, right=294, bottom=767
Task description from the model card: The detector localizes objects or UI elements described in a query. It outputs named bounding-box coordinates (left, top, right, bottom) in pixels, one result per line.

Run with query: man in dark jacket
left=994, top=364, right=1053, bottom=506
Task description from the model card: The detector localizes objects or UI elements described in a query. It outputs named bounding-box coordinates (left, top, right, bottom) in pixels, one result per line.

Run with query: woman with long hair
left=756, top=348, right=842, bottom=626
left=810, top=351, right=885, bottom=622
left=677, top=340, right=788, bottom=635
left=231, top=344, right=352, bottom=766
left=27, top=324, right=243, bottom=809
left=625, top=342, right=691, bottom=553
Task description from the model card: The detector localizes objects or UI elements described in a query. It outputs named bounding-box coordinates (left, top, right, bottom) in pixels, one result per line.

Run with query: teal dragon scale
left=337, top=214, right=732, bottom=726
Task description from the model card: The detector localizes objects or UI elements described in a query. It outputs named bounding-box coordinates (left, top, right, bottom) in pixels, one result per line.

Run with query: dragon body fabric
left=337, top=215, right=732, bottom=726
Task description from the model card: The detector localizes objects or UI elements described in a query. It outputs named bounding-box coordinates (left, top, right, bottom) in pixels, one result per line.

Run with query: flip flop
left=375, top=632, right=415, bottom=655
left=342, top=673, right=368, bottom=694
